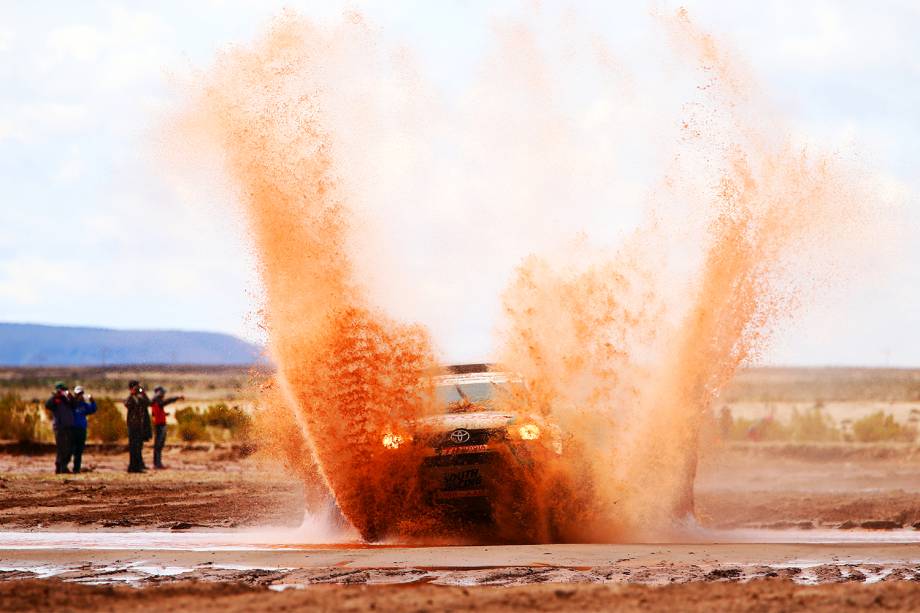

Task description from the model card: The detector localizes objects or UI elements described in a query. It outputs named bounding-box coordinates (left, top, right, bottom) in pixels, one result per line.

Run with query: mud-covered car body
left=383, top=368, right=562, bottom=528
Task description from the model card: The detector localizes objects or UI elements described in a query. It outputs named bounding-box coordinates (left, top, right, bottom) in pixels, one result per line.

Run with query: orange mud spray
left=178, top=10, right=877, bottom=542
left=496, top=9, right=872, bottom=541
left=178, top=14, right=439, bottom=541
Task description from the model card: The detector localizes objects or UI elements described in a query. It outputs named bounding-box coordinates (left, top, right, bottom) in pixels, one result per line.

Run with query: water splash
left=495, top=9, right=874, bottom=540
left=175, top=8, right=882, bottom=543
left=176, top=13, right=438, bottom=541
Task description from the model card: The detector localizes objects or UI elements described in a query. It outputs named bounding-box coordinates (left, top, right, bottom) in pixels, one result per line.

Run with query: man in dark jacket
left=150, top=386, right=184, bottom=469
left=124, top=380, right=151, bottom=473
left=70, top=386, right=97, bottom=474
left=44, top=382, right=75, bottom=474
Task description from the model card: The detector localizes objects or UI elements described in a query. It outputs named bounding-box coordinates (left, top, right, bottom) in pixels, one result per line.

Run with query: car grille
left=438, top=428, right=492, bottom=447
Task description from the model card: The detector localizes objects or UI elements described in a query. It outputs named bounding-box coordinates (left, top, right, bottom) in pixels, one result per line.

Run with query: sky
left=1, top=0, right=918, bottom=366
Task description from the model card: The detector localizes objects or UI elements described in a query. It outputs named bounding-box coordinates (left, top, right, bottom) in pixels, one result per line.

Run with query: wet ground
left=1, top=532, right=920, bottom=588
left=2, top=443, right=920, bottom=610
left=5, top=578, right=920, bottom=612
left=0, top=444, right=303, bottom=530
left=3, top=442, right=920, bottom=531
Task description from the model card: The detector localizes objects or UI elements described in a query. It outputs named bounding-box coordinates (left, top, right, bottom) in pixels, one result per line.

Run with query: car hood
left=413, top=410, right=521, bottom=431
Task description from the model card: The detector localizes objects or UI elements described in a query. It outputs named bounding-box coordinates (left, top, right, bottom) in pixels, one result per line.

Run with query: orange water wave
left=176, top=9, right=877, bottom=543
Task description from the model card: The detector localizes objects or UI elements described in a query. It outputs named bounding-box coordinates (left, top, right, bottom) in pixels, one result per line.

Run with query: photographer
left=44, top=382, right=75, bottom=474
left=70, top=386, right=97, bottom=473
left=124, top=380, right=151, bottom=473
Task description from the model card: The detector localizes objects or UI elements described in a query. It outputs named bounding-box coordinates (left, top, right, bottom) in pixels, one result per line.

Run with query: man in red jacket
left=150, top=386, right=184, bottom=469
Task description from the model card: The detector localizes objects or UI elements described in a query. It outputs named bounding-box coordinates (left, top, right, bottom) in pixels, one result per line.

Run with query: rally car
left=380, top=365, right=564, bottom=538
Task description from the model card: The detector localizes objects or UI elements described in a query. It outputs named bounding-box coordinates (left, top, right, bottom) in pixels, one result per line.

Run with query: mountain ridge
left=0, top=322, right=263, bottom=366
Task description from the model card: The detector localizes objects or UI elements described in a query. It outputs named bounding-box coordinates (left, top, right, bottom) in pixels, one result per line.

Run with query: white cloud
left=0, top=102, right=89, bottom=144
left=0, top=1, right=917, bottom=363
left=776, top=3, right=847, bottom=67
left=53, top=150, right=84, bottom=183
left=46, top=24, right=106, bottom=62
left=0, top=256, right=81, bottom=306
left=0, top=28, right=13, bottom=53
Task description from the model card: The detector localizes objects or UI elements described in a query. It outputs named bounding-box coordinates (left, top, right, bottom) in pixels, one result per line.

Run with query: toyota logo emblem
left=449, top=429, right=470, bottom=444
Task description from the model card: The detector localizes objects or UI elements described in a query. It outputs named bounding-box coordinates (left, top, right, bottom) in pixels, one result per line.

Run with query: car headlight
left=518, top=424, right=540, bottom=440
left=382, top=433, right=403, bottom=449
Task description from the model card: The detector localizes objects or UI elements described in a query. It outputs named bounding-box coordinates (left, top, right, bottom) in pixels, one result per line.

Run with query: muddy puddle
left=1, top=529, right=919, bottom=587
left=0, top=528, right=918, bottom=550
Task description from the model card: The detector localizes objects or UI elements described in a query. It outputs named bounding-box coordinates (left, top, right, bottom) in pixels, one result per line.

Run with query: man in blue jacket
left=70, top=386, right=97, bottom=474
left=44, top=382, right=75, bottom=474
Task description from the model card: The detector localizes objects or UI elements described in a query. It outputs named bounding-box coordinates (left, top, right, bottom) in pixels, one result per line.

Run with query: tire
left=484, top=451, right=550, bottom=544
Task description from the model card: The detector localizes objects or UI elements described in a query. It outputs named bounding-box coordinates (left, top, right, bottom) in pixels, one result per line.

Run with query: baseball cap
left=54, top=381, right=67, bottom=391
left=74, top=386, right=84, bottom=395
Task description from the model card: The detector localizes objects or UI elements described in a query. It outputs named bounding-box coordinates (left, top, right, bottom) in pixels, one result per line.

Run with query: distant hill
left=0, top=323, right=263, bottom=366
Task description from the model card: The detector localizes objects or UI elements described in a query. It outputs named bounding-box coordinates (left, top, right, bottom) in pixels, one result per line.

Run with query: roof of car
left=431, top=371, right=520, bottom=386
left=445, top=363, right=493, bottom=374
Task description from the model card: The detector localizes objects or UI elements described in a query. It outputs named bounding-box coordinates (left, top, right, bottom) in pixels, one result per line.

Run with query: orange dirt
left=3, top=579, right=920, bottom=612
left=1, top=444, right=919, bottom=531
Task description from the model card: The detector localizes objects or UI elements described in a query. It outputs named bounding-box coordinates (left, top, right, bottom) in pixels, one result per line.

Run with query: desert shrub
left=202, top=403, right=251, bottom=434
left=175, top=407, right=203, bottom=426
left=0, top=393, right=46, bottom=443
left=908, top=408, right=920, bottom=431
left=173, top=405, right=252, bottom=443
left=723, top=404, right=847, bottom=442
left=726, top=415, right=755, bottom=440
left=727, top=414, right=790, bottom=441
left=175, top=407, right=209, bottom=442
left=177, top=420, right=208, bottom=442
left=787, top=404, right=841, bottom=442
left=852, top=411, right=916, bottom=443
left=87, top=397, right=127, bottom=443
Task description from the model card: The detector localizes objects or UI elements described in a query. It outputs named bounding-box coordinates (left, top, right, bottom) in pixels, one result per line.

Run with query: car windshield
left=433, top=373, right=523, bottom=412
left=436, top=381, right=494, bottom=406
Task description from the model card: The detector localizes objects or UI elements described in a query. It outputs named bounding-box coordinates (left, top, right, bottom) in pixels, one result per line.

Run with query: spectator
left=70, top=386, right=97, bottom=474
left=124, top=380, right=151, bottom=473
left=44, top=382, right=74, bottom=474
left=150, top=386, right=184, bottom=469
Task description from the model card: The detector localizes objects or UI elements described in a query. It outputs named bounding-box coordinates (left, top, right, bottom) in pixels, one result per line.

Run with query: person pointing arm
left=151, top=386, right=185, bottom=470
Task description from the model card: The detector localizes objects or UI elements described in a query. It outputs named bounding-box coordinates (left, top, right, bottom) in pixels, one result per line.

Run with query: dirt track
left=4, top=579, right=920, bottom=612
left=0, top=445, right=303, bottom=530
left=3, top=538, right=920, bottom=585
left=2, top=443, right=920, bottom=610
left=3, top=443, right=920, bottom=531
